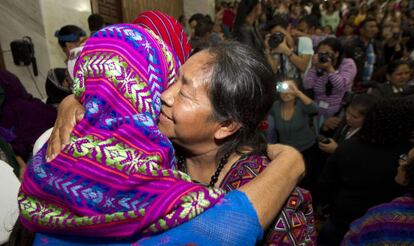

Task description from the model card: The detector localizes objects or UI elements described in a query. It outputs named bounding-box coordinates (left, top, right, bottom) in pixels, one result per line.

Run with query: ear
left=214, top=120, right=241, bottom=140
left=386, top=73, right=391, bottom=81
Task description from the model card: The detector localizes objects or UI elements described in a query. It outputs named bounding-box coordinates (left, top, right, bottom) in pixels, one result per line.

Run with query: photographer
left=267, top=80, right=319, bottom=194
left=264, top=15, right=313, bottom=80
left=303, top=38, right=357, bottom=119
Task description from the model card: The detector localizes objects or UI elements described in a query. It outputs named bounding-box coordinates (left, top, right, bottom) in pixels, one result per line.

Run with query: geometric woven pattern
left=19, top=23, right=224, bottom=238
left=220, top=154, right=317, bottom=245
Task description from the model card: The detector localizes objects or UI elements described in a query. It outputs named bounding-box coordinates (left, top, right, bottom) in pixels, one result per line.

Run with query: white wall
left=184, top=0, right=215, bottom=21
left=40, top=0, right=91, bottom=69
left=0, top=0, right=49, bottom=99
left=0, top=0, right=91, bottom=99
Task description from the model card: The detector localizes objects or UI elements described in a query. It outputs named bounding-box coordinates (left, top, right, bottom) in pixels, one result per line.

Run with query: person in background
left=188, top=13, right=206, bottom=40
left=341, top=147, right=414, bottom=245
left=303, top=37, right=357, bottom=119
left=293, top=14, right=333, bottom=48
left=0, top=70, right=56, bottom=174
left=382, top=25, right=408, bottom=64
left=46, top=25, right=87, bottom=106
left=354, top=2, right=369, bottom=27
left=265, top=15, right=314, bottom=80
left=338, top=21, right=356, bottom=45
left=346, top=18, right=383, bottom=91
left=369, top=60, right=413, bottom=98
left=319, top=94, right=377, bottom=154
left=321, top=1, right=340, bottom=33
left=87, top=14, right=105, bottom=36
left=267, top=79, right=320, bottom=197
left=233, top=0, right=264, bottom=54
left=54, top=25, right=87, bottom=60
left=318, top=97, right=414, bottom=246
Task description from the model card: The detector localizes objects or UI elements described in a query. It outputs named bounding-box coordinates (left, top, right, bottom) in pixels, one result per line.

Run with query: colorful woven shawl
left=18, top=22, right=224, bottom=237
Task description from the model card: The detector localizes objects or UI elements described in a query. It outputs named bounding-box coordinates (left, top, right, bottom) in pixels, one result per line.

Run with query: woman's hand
left=46, top=95, right=85, bottom=161
left=322, top=116, right=341, bottom=131
left=318, top=139, right=338, bottom=154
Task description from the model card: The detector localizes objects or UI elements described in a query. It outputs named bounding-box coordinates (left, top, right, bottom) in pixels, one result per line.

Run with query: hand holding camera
left=276, top=80, right=300, bottom=95
left=267, top=31, right=291, bottom=55
left=315, top=52, right=336, bottom=73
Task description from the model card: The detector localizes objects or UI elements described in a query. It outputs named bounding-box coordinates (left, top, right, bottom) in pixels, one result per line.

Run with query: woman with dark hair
left=267, top=79, right=320, bottom=195
left=369, top=60, right=413, bottom=98
left=303, top=37, right=357, bottom=120
left=341, top=147, right=414, bottom=245
left=16, top=12, right=308, bottom=245
left=41, top=41, right=315, bottom=245
left=232, top=0, right=264, bottom=53
left=319, top=94, right=377, bottom=154
left=318, top=97, right=414, bottom=245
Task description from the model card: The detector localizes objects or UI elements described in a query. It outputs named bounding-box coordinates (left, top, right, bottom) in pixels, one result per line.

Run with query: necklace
left=177, top=152, right=231, bottom=188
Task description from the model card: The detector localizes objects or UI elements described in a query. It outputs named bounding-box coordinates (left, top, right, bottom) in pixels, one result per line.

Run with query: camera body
left=318, top=52, right=332, bottom=63
left=276, top=82, right=289, bottom=93
left=268, top=32, right=285, bottom=49
left=317, top=134, right=331, bottom=144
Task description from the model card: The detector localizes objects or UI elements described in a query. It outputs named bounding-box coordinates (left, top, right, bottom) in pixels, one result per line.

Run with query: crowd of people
left=1, top=0, right=414, bottom=245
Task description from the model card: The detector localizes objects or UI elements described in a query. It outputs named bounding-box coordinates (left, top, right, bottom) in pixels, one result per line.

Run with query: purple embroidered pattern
left=18, top=23, right=224, bottom=237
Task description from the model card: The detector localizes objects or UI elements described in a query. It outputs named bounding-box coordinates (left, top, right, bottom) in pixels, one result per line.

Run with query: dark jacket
left=319, top=136, right=408, bottom=235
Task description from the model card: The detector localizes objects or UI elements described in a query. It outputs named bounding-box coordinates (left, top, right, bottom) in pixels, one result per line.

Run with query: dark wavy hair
left=233, top=0, right=260, bottom=33
left=386, top=60, right=410, bottom=76
left=202, top=41, right=275, bottom=160
left=359, top=97, right=414, bottom=146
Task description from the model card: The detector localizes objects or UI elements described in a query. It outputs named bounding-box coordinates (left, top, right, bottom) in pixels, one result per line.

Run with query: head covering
left=133, top=11, right=191, bottom=66
left=19, top=14, right=224, bottom=237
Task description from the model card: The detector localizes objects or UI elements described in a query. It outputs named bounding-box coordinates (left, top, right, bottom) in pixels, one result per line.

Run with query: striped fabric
left=18, top=21, right=224, bottom=237
left=133, top=11, right=191, bottom=67
left=303, top=58, right=357, bottom=117
left=342, top=195, right=414, bottom=246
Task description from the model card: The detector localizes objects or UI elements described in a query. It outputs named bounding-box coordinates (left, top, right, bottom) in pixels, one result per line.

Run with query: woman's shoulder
left=220, top=153, right=269, bottom=191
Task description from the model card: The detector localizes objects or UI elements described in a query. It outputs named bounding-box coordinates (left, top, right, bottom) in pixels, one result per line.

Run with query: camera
left=276, top=82, right=289, bottom=93
left=268, top=32, right=285, bottom=49
left=317, top=134, right=331, bottom=144
left=318, top=52, right=332, bottom=63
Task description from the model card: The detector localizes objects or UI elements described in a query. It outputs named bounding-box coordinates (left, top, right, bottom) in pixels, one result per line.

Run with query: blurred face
left=345, top=105, right=365, bottom=129
left=395, top=147, right=414, bottom=185
left=158, top=51, right=220, bottom=150
left=388, top=64, right=411, bottom=88
left=279, top=80, right=296, bottom=102
left=344, top=24, right=354, bottom=36
left=361, top=21, right=378, bottom=39
left=297, top=21, right=312, bottom=35
left=254, top=3, right=263, bottom=19
left=317, top=44, right=339, bottom=65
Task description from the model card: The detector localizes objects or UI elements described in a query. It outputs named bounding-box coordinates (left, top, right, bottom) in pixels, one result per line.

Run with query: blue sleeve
left=33, top=190, right=264, bottom=246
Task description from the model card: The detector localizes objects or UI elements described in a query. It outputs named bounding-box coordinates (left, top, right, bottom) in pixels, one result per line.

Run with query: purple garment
left=0, top=70, right=56, bottom=159
left=303, top=58, right=356, bottom=118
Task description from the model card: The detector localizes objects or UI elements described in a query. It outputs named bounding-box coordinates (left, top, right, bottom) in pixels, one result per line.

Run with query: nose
left=160, top=81, right=180, bottom=107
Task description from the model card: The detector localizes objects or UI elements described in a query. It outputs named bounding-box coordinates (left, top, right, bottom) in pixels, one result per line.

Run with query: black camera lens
left=318, top=52, right=331, bottom=63
left=268, top=32, right=285, bottom=49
